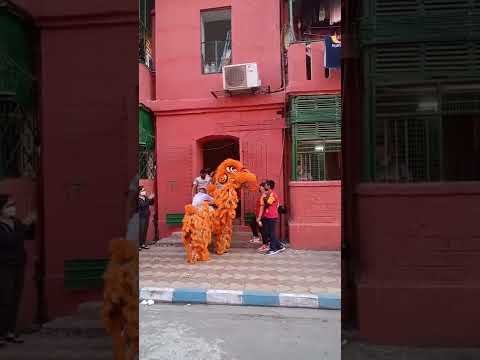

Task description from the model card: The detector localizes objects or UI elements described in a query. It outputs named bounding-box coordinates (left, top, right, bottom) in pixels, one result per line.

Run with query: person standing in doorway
left=0, top=194, right=36, bottom=346
left=259, top=180, right=285, bottom=255
left=138, top=186, right=154, bottom=251
left=192, top=169, right=212, bottom=198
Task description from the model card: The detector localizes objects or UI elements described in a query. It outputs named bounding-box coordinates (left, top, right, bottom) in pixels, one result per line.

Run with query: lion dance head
left=212, top=159, right=257, bottom=191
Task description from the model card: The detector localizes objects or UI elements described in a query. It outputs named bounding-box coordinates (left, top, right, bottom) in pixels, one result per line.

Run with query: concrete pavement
left=140, top=242, right=340, bottom=308
left=140, top=303, right=340, bottom=360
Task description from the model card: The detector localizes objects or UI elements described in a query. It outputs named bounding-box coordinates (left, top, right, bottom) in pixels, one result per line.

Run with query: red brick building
left=139, top=0, right=342, bottom=250
left=1, top=0, right=137, bottom=328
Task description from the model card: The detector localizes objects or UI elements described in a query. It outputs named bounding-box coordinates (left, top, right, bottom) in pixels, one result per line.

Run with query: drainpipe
left=34, top=26, right=47, bottom=327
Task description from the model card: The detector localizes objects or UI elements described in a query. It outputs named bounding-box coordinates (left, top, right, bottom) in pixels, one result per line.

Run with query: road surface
left=140, top=303, right=340, bottom=360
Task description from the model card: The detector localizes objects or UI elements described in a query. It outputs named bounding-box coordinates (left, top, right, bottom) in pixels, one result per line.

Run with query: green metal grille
left=296, top=140, right=342, bottom=181
left=360, top=0, right=480, bottom=182
left=0, top=4, right=38, bottom=180
left=139, top=0, right=154, bottom=68
left=64, top=259, right=109, bottom=290
left=289, top=95, right=342, bottom=181
left=166, top=213, right=184, bottom=225
left=139, top=144, right=155, bottom=180
left=371, top=83, right=480, bottom=182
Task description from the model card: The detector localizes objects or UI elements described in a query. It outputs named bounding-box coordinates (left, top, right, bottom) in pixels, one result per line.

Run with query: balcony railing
left=201, top=40, right=232, bottom=74
left=139, top=21, right=154, bottom=70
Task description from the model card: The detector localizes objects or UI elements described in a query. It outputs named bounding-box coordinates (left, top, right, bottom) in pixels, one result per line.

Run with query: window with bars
left=290, top=94, right=342, bottom=181
left=0, top=98, right=37, bottom=179
left=201, top=8, right=232, bottom=74
left=139, top=0, right=154, bottom=69
left=296, top=140, right=341, bottom=181
left=139, top=145, right=155, bottom=180
left=371, top=83, right=480, bottom=182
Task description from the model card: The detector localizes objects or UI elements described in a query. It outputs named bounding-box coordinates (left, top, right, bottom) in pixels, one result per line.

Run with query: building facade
left=343, top=0, right=480, bottom=346
left=140, top=0, right=342, bottom=250
left=1, top=0, right=137, bottom=329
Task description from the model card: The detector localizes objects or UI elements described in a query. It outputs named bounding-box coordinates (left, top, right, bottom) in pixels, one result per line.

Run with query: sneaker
left=265, top=249, right=281, bottom=255
left=257, top=244, right=269, bottom=253
left=249, top=237, right=261, bottom=244
left=278, top=246, right=286, bottom=253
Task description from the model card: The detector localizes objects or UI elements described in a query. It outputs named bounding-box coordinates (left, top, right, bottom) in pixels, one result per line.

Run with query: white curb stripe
left=141, top=287, right=174, bottom=302
left=207, top=289, right=243, bottom=305
left=278, top=293, right=319, bottom=308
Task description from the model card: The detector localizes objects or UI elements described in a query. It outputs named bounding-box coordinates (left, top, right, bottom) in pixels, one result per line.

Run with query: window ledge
left=356, top=182, right=480, bottom=196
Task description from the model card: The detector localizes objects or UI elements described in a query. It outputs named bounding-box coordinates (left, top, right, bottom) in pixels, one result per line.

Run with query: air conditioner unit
left=223, top=63, right=261, bottom=91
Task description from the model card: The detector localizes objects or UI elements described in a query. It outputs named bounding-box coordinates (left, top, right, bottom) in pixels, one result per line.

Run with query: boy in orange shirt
left=257, top=180, right=286, bottom=255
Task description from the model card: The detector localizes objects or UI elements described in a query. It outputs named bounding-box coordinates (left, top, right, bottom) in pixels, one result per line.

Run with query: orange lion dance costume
left=182, top=159, right=257, bottom=263
left=102, top=238, right=139, bottom=360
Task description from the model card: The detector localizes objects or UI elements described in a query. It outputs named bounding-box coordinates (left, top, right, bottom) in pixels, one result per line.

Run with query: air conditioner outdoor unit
left=223, top=63, right=261, bottom=91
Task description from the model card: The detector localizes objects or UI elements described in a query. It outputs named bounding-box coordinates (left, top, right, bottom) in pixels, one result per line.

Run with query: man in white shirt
left=192, top=188, right=214, bottom=208
left=192, top=169, right=211, bottom=197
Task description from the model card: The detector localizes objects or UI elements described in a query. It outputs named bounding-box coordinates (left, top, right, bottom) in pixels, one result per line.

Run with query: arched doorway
left=200, top=136, right=240, bottom=171
left=198, top=135, right=241, bottom=218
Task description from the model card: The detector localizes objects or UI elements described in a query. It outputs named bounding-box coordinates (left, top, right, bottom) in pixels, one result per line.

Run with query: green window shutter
left=139, top=106, right=154, bottom=149
left=290, top=94, right=342, bottom=123
left=372, top=43, right=480, bottom=82
left=360, top=0, right=480, bottom=46
left=289, top=95, right=342, bottom=181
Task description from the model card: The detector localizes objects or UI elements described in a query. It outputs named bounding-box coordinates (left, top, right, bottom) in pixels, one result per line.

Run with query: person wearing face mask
left=0, top=194, right=36, bottom=346
left=138, top=186, right=154, bottom=251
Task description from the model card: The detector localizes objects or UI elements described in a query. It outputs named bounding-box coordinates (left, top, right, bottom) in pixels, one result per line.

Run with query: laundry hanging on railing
left=329, top=0, right=341, bottom=25
left=324, top=35, right=341, bottom=69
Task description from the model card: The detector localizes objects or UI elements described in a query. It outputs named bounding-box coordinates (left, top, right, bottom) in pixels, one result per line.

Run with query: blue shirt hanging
left=324, top=36, right=341, bottom=69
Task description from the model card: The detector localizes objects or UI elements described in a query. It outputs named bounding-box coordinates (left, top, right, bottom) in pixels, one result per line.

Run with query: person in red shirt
left=257, top=180, right=286, bottom=255
left=249, top=183, right=266, bottom=245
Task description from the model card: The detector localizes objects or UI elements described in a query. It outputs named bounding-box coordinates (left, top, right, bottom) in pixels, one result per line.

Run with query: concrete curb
left=140, top=287, right=340, bottom=310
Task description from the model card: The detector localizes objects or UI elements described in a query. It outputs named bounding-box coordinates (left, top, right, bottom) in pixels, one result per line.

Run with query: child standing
left=249, top=183, right=266, bottom=246
left=258, top=180, right=285, bottom=255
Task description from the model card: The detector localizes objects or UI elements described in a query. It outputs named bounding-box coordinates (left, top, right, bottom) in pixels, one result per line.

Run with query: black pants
left=248, top=218, right=260, bottom=238
left=263, top=218, right=282, bottom=251
left=0, top=264, right=25, bottom=336
left=139, top=215, right=149, bottom=246
left=249, top=218, right=269, bottom=244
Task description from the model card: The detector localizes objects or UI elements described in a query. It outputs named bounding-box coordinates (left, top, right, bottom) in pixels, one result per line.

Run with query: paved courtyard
left=140, top=243, right=340, bottom=296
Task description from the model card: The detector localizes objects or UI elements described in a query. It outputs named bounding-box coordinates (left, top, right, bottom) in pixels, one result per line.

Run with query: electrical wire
left=202, top=142, right=237, bottom=152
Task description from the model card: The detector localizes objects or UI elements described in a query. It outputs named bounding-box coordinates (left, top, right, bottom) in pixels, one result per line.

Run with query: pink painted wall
left=10, top=0, right=138, bottom=323
left=0, top=179, right=38, bottom=328
left=287, top=42, right=341, bottom=95
left=288, top=181, right=341, bottom=250
left=355, top=183, right=480, bottom=345
left=140, top=179, right=156, bottom=243
left=150, top=0, right=342, bottom=250
left=154, top=0, right=282, bottom=101
left=155, top=107, right=285, bottom=237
